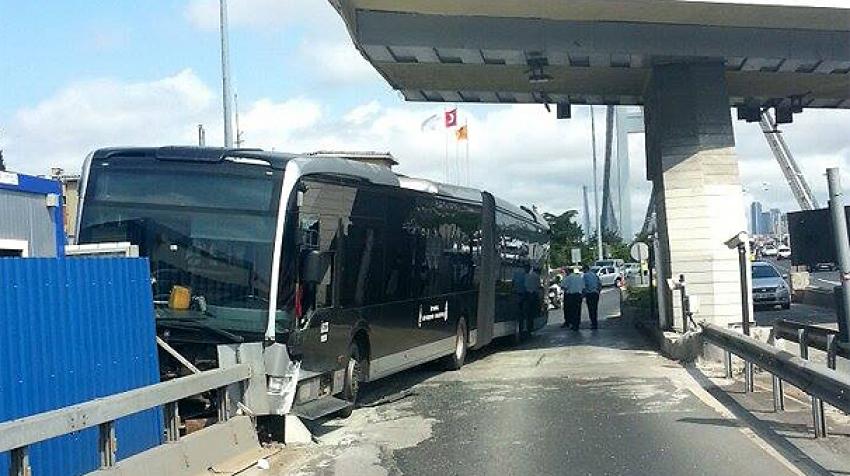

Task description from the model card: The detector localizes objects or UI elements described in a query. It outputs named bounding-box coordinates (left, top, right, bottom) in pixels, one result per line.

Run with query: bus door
left=473, top=192, right=497, bottom=349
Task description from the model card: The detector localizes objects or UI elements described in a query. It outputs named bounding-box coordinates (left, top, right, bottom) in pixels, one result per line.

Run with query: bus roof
left=92, top=147, right=298, bottom=169
left=89, top=146, right=546, bottom=229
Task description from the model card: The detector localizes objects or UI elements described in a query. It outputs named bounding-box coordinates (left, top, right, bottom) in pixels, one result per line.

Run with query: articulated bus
left=76, top=147, right=549, bottom=419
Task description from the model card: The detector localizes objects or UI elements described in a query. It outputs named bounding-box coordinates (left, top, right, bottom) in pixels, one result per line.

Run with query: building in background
left=750, top=201, right=763, bottom=236
left=0, top=170, right=65, bottom=257
left=769, top=208, right=783, bottom=236
left=759, top=211, right=772, bottom=236
left=49, top=168, right=81, bottom=243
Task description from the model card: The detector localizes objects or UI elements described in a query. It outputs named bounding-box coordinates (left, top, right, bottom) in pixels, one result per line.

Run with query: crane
left=759, top=111, right=820, bottom=211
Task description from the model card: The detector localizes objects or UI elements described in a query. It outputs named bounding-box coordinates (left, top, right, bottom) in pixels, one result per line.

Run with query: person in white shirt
left=560, top=267, right=585, bottom=330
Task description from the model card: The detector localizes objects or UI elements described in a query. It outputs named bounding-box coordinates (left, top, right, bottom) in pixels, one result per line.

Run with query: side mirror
left=301, top=250, right=325, bottom=284
left=782, top=273, right=789, bottom=280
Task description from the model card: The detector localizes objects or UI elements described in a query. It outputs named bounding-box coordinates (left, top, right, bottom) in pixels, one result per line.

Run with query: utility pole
left=590, top=106, right=603, bottom=260
left=234, top=93, right=244, bottom=148
left=827, top=168, right=850, bottom=344
left=220, top=0, right=234, bottom=148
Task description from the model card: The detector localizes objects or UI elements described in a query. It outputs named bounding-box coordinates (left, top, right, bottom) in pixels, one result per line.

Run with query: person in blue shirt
left=582, top=265, right=603, bottom=330
left=560, top=267, right=584, bottom=330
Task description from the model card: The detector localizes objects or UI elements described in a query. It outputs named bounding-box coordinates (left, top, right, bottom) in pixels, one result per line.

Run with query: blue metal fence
left=0, top=258, right=163, bottom=475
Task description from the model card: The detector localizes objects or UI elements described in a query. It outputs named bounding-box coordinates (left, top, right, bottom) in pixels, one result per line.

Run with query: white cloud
left=238, top=97, right=323, bottom=145
left=185, top=0, right=334, bottom=31
left=4, top=68, right=848, bottom=240
left=343, top=101, right=381, bottom=125
left=1, top=71, right=325, bottom=176
left=298, top=40, right=382, bottom=86
left=4, top=70, right=216, bottom=174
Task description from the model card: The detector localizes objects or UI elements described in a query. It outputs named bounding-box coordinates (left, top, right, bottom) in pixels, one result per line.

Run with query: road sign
left=571, top=248, right=582, bottom=264
left=630, top=242, right=650, bottom=262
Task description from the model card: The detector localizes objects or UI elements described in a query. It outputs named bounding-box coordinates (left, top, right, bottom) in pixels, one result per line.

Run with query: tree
left=543, top=210, right=587, bottom=268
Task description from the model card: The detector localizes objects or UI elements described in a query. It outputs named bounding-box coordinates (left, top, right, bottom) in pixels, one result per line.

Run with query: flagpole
left=455, top=130, right=460, bottom=185
left=465, top=119, right=470, bottom=186
left=444, top=108, right=449, bottom=182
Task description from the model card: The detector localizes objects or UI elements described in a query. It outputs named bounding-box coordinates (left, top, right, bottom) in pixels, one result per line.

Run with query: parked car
left=776, top=245, right=791, bottom=260
left=751, top=261, right=791, bottom=310
left=594, top=259, right=624, bottom=271
left=623, top=262, right=641, bottom=277
left=591, top=266, right=623, bottom=287
left=813, top=262, right=837, bottom=272
left=761, top=245, right=778, bottom=257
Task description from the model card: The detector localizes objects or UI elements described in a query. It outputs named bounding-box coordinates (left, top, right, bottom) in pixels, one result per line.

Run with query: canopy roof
left=331, top=0, right=850, bottom=108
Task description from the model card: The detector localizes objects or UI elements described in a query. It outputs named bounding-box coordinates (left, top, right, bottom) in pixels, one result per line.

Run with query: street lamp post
left=220, top=0, right=233, bottom=148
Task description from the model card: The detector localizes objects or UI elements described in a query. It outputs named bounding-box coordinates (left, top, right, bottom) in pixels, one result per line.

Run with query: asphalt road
left=283, top=289, right=802, bottom=476
left=767, top=257, right=840, bottom=290
left=755, top=257, right=839, bottom=327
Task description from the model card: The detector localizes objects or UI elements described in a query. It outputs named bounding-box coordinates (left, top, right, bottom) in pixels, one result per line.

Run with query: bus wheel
left=444, top=317, right=467, bottom=370
left=337, top=341, right=365, bottom=418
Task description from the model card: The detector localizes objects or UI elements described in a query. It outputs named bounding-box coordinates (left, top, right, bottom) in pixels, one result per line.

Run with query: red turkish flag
left=444, top=108, right=458, bottom=128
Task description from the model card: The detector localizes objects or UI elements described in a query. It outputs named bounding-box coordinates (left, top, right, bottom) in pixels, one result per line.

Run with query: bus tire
left=444, top=317, right=467, bottom=371
left=337, top=341, right=366, bottom=418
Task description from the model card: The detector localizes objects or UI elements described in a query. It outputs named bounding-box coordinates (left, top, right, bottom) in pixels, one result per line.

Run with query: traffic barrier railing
left=701, top=321, right=850, bottom=439
left=0, top=364, right=253, bottom=476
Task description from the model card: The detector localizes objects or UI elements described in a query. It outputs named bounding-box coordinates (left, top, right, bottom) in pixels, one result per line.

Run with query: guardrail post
left=813, top=399, right=828, bottom=439
left=10, top=447, right=31, bottom=476
left=744, top=360, right=754, bottom=393
left=772, top=375, right=785, bottom=412
left=217, top=386, right=230, bottom=422
left=798, top=329, right=828, bottom=438
left=679, top=275, right=689, bottom=332
left=827, top=334, right=838, bottom=370
left=98, top=421, right=117, bottom=468
left=724, top=350, right=733, bottom=379
left=165, top=402, right=181, bottom=442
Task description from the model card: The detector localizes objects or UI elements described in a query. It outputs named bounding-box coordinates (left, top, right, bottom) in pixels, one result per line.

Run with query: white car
left=623, top=263, right=641, bottom=277
left=591, top=266, right=623, bottom=287
left=776, top=245, right=791, bottom=260
left=761, top=245, right=778, bottom=257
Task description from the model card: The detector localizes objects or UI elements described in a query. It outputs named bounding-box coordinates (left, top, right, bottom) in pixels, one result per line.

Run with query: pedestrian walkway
left=698, top=361, right=850, bottom=475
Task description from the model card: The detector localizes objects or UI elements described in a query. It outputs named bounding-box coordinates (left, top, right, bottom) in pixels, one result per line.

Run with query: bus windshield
left=77, top=156, right=285, bottom=335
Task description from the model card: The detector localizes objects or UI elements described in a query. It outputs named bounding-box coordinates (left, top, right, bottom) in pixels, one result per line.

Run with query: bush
left=624, top=286, right=653, bottom=310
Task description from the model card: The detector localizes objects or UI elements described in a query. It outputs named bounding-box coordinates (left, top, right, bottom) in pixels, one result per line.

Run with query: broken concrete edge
left=285, top=414, right=314, bottom=445
left=86, top=416, right=273, bottom=476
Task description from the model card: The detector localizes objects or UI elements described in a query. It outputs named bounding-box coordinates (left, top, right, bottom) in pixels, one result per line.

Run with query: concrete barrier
left=87, top=416, right=275, bottom=476
left=796, top=288, right=838, bottom=311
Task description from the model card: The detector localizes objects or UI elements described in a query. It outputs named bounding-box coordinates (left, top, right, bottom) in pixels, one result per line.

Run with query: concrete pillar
left=644, top=61, right=746, bottom=329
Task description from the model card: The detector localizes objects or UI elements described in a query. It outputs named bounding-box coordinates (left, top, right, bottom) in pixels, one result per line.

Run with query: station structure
left=330, top=0, right=850, bottom=328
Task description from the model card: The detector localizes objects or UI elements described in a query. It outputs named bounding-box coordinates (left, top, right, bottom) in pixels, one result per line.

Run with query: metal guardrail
left=0, top=363, right=252, bottom=476
left=701, top=322, right=850, bottom=439
left=772, top=319, right=850, bottom=361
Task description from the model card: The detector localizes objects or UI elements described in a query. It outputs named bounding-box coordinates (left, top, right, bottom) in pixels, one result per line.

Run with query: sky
left=1, top=0, right=848, bottom=236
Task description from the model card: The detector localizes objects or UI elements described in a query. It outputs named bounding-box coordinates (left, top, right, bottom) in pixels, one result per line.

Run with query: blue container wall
left=0, top=258, right=163, bottom=476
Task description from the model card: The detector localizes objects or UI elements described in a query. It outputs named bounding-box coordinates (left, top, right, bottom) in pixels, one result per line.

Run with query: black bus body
left=77, top=147, right=549, bottom=418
